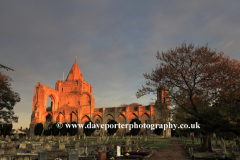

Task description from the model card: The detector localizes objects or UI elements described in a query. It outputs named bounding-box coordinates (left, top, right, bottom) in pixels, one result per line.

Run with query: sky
left=0, top=1, right=240, bottom=129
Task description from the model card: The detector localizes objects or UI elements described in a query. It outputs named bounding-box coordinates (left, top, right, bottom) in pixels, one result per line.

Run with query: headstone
left=85, top=147, right=88, bottom=156
left=19, top=143, right=26, bottom=149
left=9, top=146, right=17, bottom=154
left=35, top=145, right=44, bottom=153
left=38, top=151, right=47, bottom=160
left=144, top=137, right=147, bottom=141
left=236, top=139, right=239, bottom=146
left=43, top=142, right=52, bottom=151
left=1, top=143, right=4, bottom=148
left=0, top=149, right=4, bottom=155
left=76, top=147, right=84, bottom=155
left=117, top=146, right=121, bottom=156
left=213, top=133, right=216, bottom=139
left=67, top=149, right=79, bottom=160
left=229, top=143, right=233, bottom=159
left=208, top=138, right=213, bottom=152
left=128, top=146, right=132, bottom=152
left=98, top=151, right=107, bottom=160
left=74, top=142, right=80, bottom=148
left=59, top=143, right=65, bottom=150
left=124, top=145, right=128, bottom=152
left=221, top=138, right=226, bottom=154
left=99, top=145, right=107, bottom=152
left=26, top=143, right=33, bottom=150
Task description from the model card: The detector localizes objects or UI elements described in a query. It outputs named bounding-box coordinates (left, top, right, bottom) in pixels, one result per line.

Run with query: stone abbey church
left=29, top=60, right=171, bottom=137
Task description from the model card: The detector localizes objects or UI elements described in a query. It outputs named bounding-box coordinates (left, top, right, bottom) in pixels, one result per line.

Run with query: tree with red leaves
left=136, top=42, right=240, bottom=151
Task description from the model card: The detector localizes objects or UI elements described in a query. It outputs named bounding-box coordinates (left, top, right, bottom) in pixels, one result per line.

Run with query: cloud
left=0, top=1, right=240, bottom=129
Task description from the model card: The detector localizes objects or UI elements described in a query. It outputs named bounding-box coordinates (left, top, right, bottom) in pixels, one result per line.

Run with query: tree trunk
left=203, top=131, right=213, bottom=152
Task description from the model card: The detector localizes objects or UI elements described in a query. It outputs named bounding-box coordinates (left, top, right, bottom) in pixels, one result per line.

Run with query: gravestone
left=76, top=147, right=85, bottom=155
left=85, top=147, right=89, bottom=156
left=38, top=151, right=47, bottom=160
left=26, top=143, right=33, bottom=150
left=98, top=151, right=107, bottom=160
left=213, top=133, right=216, bottom=139
left=221, top=138, right=226, bottom=154
left=144, top=137, right=147, bottom=141
left=74, top=142, right=80, bottom=148
left=117, top=146, right=121, bottom=156
left=98, top=145, right=107, bottom=152
left=192, top=135, right=194, bottom=145
left=0, top=149, right=4, bottom=155
left=35, top=145, right=44, bottom=153
left=19, top=143, right=26, bottom=149
left=9, top=146, right=17, bottom=154
left=208, top=138, right=213, bottom=152
left=124, top=145, right=128, bottom=152
left=59, top=143, right=65, bottom=150
left=67, top=149, right=79, bottom=160
left=236, top=139, right=239, bottom=146
left=229, top=143, right=233, bottom=159
left=128, top=146, right=132, bottom=152
left=1, top=143, right=4, bottom=148
left=43, top=142, right=52, bottom=151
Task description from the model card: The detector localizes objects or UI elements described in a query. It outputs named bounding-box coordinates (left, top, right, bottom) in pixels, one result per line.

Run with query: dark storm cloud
left=0, top=0, right=239, bottom=128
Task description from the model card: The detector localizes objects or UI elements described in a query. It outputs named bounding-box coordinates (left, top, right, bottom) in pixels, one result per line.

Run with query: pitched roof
left=66, top=59, right=82, bottom=81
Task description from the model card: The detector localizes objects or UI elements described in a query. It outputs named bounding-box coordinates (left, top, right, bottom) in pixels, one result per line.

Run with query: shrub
left=59, top=123, right=68, bottom=136
left=68, top=121, right=78, bottom=136
left=83, top=121, right=96, bottom=136
left=43, top=129, right=51, bottom=136
left=125, top=132, right=131, bottom=136
left=34, top=123, right=43, bottom=136
left=0, top=123, right=12, bottom=137
left=51, top=123, right=60, bottom=136
left=154, top=127, right=163, bottom=135
left=107, top=120, right=118, bottom=136
left=129, top=119, right=141, bottom=136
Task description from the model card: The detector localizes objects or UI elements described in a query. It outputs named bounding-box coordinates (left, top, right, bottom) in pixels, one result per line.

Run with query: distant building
left=29, top=60, right=171, bottom=137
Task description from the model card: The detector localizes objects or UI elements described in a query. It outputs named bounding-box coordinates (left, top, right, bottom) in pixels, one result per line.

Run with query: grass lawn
left=178, top=137, right=235, bottom=146
left=143, top=143, right=169, bottom=149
